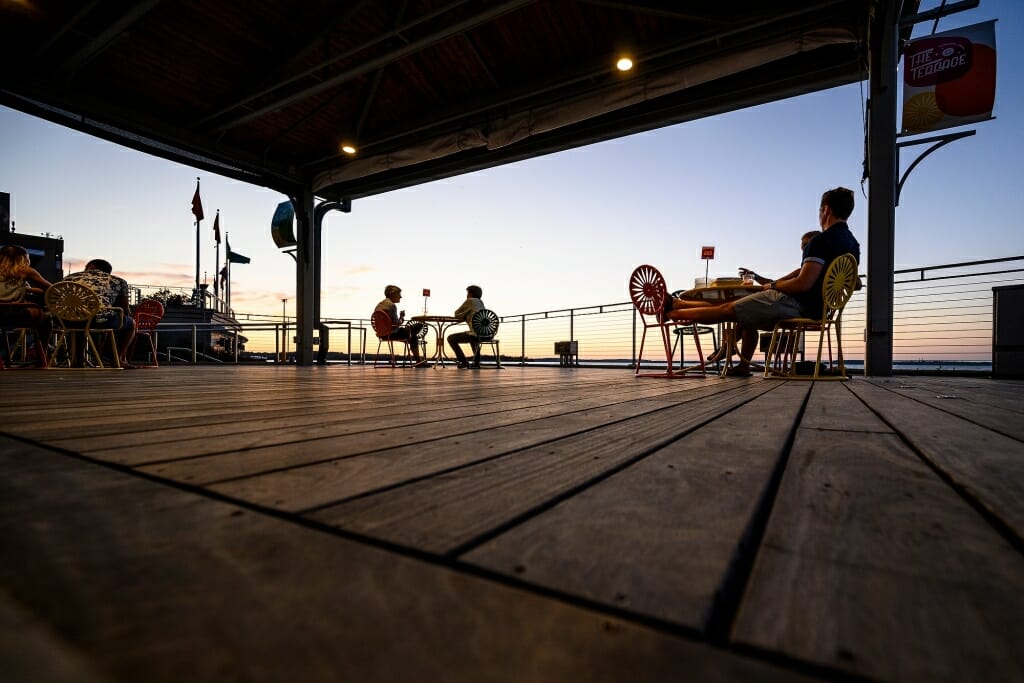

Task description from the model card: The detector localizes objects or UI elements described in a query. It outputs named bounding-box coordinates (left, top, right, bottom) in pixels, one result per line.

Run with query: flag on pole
left=191, top=180, right=204, bottom=221
left=213, top=211, right=221, bottom=244
left=227, top=238, right=251, bottom=264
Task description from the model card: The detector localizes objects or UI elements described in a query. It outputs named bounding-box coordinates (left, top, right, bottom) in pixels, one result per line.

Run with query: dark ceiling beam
left=304, top=0, right=850, bottom=169
left=576, top=0, right=732, bottom=24
left=213, top=0, right=535, bottom=133
left=263, top=1, right=411, bottom=154
left=33, top=0, right=102, bottom=59
left=200, top=0, right=474, bottom=128
left=277, top=0, right=373, bottom=72
left=200, top=0, right=372, bottom=129
left=461, top=31, right=499, bottom=89
left=355, top=1, right=410, bottom=140
left=58, top=0, right=163, bottom=74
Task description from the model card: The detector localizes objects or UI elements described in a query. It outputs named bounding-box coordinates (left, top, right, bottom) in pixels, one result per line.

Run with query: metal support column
left=313, top=199, right=351, bottom=364
left=865, top=1, right=901, bottom=376
left=294, top=186, right=316, bottom=366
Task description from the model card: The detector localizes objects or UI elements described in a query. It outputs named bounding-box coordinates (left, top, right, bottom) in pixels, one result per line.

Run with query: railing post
left=520, top=314, right=526, bottom=365
left=632, top=307, right=637, bottom=369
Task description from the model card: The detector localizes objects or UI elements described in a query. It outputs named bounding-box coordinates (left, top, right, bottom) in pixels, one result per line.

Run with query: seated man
left=447, top=285, right=485, bottom=368
left=668, top=187, right=860, bottom=377
left=62, top=258, right=136, bottom=366
left=374, top=284, right=428, bottom=367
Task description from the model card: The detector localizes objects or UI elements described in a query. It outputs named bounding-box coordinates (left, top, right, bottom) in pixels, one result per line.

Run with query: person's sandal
left=724, top=366, right=752, bottom=378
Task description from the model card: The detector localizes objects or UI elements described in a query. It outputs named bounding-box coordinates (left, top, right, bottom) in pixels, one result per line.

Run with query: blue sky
left=1, top=0, right=1020, bottom=321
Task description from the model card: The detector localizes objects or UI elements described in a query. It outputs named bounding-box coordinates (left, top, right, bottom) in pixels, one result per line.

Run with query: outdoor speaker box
left=270, top=200, right=296, bottom=248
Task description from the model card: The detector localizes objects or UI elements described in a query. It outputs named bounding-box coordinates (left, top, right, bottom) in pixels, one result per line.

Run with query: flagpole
left=193, top=177, right=202, bottom=296
left=226, top=231, right=232, bottom=311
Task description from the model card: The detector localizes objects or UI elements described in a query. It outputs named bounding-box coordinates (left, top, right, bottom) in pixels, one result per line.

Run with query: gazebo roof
left=1, top=1, right=919, bottom=200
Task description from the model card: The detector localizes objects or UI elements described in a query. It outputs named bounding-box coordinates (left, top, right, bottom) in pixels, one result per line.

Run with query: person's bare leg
left=735, top=326, right=758, bottom=372
left=669, top=299, right=716, bottom=310
left=668, top=301, right=736, bottom=324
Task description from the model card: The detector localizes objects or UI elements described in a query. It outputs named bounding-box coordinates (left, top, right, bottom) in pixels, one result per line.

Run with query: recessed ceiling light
left=616, top=57, right=634, bottom=72
left=341, top=144, right=357, bottom=155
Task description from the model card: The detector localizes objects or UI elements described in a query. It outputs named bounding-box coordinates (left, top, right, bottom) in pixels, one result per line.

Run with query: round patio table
left=410, top=315, right=463, bottom=367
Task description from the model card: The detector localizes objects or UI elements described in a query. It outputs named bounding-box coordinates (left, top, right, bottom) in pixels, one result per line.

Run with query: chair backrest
left=370, top=310, right=394, bottom=339
left=629, top=264, right=667, bottom=318
left=45, top=281, right=102, bottom=323
left=821, top=253, right=859, bottom=322
left=134, top=299, right=165, bottom=333
left=471, top=309, right=499, bottom=339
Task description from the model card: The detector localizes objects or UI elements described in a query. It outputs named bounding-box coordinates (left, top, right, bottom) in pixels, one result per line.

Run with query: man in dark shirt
left=667, top=187, right=861, bottom=376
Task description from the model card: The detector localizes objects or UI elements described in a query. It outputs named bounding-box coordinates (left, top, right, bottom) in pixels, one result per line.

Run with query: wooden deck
left=1, top=366, right=1022, bottom=682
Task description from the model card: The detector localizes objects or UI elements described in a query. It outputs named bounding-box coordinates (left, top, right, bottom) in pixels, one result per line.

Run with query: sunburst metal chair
left=46, top=281, right=124, bottom=369
left=763, top=253, right=859, bottom=380
left=371, top=310, right=424, bottom=367
left=629, top=264, right=706, bottom=378
left=470, top=308, right=501, bottom=368
left=127, top=298, right=165, bottom=367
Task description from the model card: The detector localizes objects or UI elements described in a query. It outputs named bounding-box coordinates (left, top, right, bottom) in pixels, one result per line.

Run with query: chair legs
left=374, top=336, right=415, bottom=368
left=1, top=327, right=48, bottom=368
left=636, top=323, right=705, bottom=378
left=48, top=327, right=121, bottom=369
left=127, top=332, right=159, bottom=367
left=472, top=339, right=501, bottom=368
left=764, top=322, right=847, bottom=380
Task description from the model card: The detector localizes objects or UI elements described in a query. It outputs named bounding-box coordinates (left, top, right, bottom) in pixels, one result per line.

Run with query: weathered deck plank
left=848, top=379, right=1024, bottom=540
left=463, top=382, right=811, bottom=632
left=732, top=382, right=1024, bottom=682
left=307, top=382, right=779, bottom=555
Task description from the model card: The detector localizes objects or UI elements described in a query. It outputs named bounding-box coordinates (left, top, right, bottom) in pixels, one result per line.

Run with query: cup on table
left=741, top=272, right=754, bottom=285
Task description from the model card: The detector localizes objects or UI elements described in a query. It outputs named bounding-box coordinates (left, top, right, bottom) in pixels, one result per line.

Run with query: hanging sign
left=701, top=246, right=715, bottom=260
left=901, top=20, right=996, bottom=135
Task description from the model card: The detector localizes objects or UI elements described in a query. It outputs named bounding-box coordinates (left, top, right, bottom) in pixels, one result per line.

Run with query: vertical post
left=520, top=314, right=526, bottom=365
left=865, top=1, right=900, bottom=376
left=281, top=298, right=288, bottom=363
left=294, top=186, right=316, bottom=365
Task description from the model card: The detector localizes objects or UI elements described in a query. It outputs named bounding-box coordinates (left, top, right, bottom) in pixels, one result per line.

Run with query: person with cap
left=373, top=284, right=428, bottom=367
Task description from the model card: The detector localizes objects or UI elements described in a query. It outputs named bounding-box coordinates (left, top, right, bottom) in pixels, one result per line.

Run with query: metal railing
left=142, top=256, right=1023, bottom=372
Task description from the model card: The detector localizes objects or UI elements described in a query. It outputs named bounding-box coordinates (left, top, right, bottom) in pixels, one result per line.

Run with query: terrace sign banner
left=901, top=20, right=996, bottom=135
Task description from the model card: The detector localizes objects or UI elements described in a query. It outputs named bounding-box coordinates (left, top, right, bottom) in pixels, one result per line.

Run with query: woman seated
left=0, top=244, right=53, bottom=364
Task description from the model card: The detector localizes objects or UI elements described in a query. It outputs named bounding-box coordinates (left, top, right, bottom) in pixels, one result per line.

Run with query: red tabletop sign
left=701, top=246, right=715, bottom=260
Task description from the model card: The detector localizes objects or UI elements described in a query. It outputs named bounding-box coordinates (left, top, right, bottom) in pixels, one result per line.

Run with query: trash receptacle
left=993, top=284, right=1024, bottom=379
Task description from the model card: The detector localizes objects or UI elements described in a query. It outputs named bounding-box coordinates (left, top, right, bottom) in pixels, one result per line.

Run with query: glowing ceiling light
left=341, top=144, right=357, bottom=155
left=616, top=57, right=634, bottom=72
